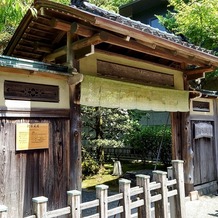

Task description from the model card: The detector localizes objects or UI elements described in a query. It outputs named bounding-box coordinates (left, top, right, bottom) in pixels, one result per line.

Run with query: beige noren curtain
left=81, top=75, right=189, bottom=112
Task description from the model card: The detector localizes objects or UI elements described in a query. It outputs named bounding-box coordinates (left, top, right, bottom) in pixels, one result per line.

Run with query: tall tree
left=157, top=0, right=218, bottom=50
left=157, top=0, right=218, bottom=89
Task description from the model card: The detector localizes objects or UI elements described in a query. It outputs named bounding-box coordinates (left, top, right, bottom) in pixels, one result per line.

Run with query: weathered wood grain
left=0, top=118, right=70, bottom=217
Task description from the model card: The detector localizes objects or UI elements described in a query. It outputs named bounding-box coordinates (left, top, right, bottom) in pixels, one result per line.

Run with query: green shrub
left=82, top=147, right=100, bottom=178
left=125, top=126, right=172, bottom=165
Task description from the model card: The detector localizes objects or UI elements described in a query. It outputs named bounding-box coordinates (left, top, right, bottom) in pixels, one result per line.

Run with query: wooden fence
left=85, top=147, right=171, bottom=164
left=0, top=160, right=185, bottom=218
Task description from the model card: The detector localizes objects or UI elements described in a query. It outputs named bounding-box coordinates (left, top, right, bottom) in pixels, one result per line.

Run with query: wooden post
left=67, top=26, right=83, bottom=191
left=172, top=160, right=186, bottom=218
left=0, top=205, right=7, bottom=218
left=67, top=190, right=81, bottom=218
left=119, top=179, right=131, bottom=218
left=69, top=82, right=82, bottom=191
left=183, top=73, right=194, bottom=195
left=153, top=171, right=168, bottom=218
left=171, top=112, right=182, bottom=160
left=167, top=166, right=176, bottom=218
left=32, top=196, right=48, bottom=218
left=182, top=112, right=194, bottom=195
left=136, top=174, right=151, bottom=218
left=96, top=184, right=108, bottom=218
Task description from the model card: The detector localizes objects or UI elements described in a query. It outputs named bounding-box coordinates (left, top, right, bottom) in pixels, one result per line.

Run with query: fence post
left=0, top=205, right=7, bottom=218
left=119, top=179, right=131, bottom=218
left=96, top=184, right=108, bottom=218
left=167, top=166, right=176, bottom=218
left=172, top=160, right=186, bottom=218
left=136, top=174, right=151, bottom=218
left=67, top=190, right=81, bottom=218
left=32, top=196, right=48, bottom=218
left=153, top=171, right=168, bottom=218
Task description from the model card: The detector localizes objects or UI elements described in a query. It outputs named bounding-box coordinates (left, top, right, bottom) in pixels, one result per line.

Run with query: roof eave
left=4, top=0, right=218, bottom=69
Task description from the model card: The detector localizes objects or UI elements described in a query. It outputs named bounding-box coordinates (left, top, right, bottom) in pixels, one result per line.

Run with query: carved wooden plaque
left=4, top=81, right=59, bottom=102
left=97, top=60, right=174, bottom=87
left=16, top=123, right=49, bottom=150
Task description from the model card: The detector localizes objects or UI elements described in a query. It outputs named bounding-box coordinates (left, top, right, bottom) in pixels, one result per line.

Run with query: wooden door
left=192, top=121, right=216, bottom=185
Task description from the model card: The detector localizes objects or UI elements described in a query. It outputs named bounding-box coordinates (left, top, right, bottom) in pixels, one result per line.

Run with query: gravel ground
left=186, top=194, right=218, bottom=218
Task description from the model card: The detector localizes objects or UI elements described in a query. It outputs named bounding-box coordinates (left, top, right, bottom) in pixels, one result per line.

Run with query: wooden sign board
left=194, top=122, right=213, bottom=139
left=16, top=123, right=49, bottom=151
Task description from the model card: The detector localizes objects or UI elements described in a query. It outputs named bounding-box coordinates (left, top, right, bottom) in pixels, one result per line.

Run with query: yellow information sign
left=16, top=123, right=49, bottom=151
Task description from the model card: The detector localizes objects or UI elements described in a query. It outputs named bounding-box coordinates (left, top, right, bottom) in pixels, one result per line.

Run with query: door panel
left=193, top=121, right=216, bottom=185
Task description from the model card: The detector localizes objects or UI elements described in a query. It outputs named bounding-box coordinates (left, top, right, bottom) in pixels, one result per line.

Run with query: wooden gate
left=192, top=121, right=216, bottom=185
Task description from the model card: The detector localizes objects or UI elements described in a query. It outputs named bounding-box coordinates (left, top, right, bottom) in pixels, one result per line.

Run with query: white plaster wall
left=0, top=71, right=70, bottom=110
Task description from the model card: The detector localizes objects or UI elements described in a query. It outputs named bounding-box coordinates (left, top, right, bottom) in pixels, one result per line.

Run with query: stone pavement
left=186, top=194, right=218, bottom=218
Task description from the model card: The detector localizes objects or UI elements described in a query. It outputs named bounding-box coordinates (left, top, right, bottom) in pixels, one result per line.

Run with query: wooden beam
left=97, top=60, right=174, bottom=87
left=51, top=19, right=95, bottom=37
left=44, top=32, right=108, bottom=61
left=185, top=66, right=214, bottom=80
left=186, top=72, right=204, bottom=81
left=185, top=66, right=214, bottom=75
left=34, top=42, right=53, bottom=53
left=48, top=21, right=212, bottom=66
left=75, top=45, right=95, bottom=60
left=93, top=16, right=218, bottom=67
left=51, top=18, right=71, bottom=31
left=71, top=22, right=95, bottom=37
left=73, top=32, right=108, bottom=50
left=102, top=32, right=206, bottom=66
left=65, top=23, right=209, bottom=66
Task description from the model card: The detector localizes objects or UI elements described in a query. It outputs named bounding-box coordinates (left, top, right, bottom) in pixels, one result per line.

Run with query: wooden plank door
left=192, top=121, right=216, bottom=185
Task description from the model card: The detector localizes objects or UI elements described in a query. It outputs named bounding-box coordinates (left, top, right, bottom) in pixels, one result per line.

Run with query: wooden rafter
left=34, top=42, right=53, bottom=53
left=4, top=1, right=218, bottom=70
left=44, top=22, right=211, bottom=66
left=44, top=31, right=108, bottom=61
left=93, top=16, right=218, bottom=67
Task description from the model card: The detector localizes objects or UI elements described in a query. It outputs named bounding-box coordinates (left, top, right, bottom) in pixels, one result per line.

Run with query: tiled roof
left=71, top=0, right=215, bottom=55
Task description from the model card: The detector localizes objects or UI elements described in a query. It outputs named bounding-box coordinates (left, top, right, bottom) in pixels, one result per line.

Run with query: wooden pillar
left=67, top=29, right=82, bottom=191
left=182, top=112, right=194, bottom=195
left=171, top=112, right=182, bottom=160
left=69, top=83, right=82, bottom=191
left=182, top=73, right=194, bottom=195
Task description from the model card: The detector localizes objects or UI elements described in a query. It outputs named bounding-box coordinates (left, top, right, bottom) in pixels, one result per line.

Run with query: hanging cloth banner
left=81, top=75, right=189, bottom=112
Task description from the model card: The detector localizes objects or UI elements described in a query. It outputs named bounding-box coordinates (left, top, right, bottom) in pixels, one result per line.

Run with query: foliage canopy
left=158, top=0, right=218, bottom=50
left=0, top=0, right=132, bottom=52
left=157, top=0, right=218, bottom=88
